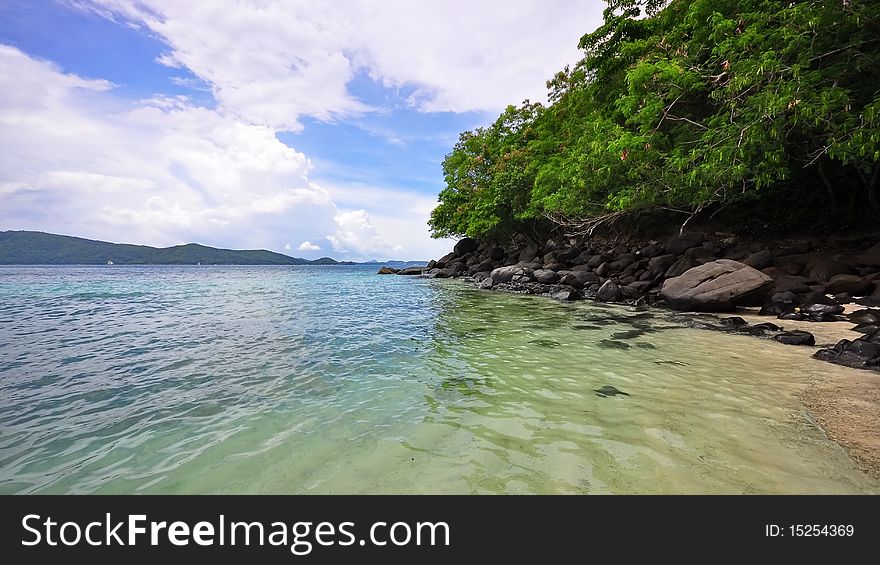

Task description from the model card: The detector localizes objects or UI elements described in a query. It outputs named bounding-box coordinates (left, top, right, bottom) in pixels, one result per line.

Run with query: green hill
left=0, top=231, right=338, bottom=265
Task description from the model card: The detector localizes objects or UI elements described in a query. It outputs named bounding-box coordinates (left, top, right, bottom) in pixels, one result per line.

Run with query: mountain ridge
left=0, top=231, right=361, bottom=265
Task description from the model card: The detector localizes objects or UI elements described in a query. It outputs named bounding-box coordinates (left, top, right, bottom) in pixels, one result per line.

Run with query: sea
left=0, top=264, right=875, bottom=494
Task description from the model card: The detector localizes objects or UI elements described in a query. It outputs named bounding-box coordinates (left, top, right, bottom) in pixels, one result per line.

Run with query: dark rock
left=478, top=277, right=494, bottom=290
left=814, top=330, right=880, bottom=370
left=377, top=266, right=399, bottom=274
left=533, top=269, right=560, bottom=284
left=597, top=340, right=630, bottom=350
left=743, top=249, right=773, bottom=269
left=559, top=271, right=599, bottom=289
left=719, top=316, right=748, bottom=327
left=857, top=242, right=880, bottom=268
left=664, top=257, right=698, bottom=278
left=853, top=323, right=880, bottom=334
left=801, top=291, right=837, bottom=306
left=771, top=275, right=810, bottom=294
left=571, top=250, right=594, bottom=265
left=773, top=331, right=815, bottom=346
left=595, top=262, right=610, bottom=277
left=432, top=268, right=453, bottom=278
left=608, top=253, right=636, bottom=272
left=806, top=255, right=851, bottom=282
left=640, top=243, right=665, bottom=258
left=435, top=252, right=456, bottom=268
left=425, top=260, right=437, bottom=270
left=648, top=254, right=676, bottom=275
left=778, top=312, right=805, bottom=321
left=626, top=280, right=654, bottom=295
left=594, top=385, right=630, bottom=398
left=552, top=290, right=580, bottom=301
left=453, top=237, right=478, bottom=257
left=753, top=322, right=782, bottom=331
left=833, top=292, right=853, bottom=304
left=856, top=286, right=880, bottom=306
left=825, top=274, right=874, bottom=295
left=800, top=303, right=845, bottom=315
left=475, top=259, right=496, bottom=272
left=849, top=309, right=880, bottom=325
left=448, top=262, right=466, bottom=276
left=487, top=246, right=505, bottom=260
left=556, top=247, right=581, bottom=263
left=596, top=280, right=621, bottom=302
left=666, top=232, right=705, bottom=256
left=660, top=259, right=774, bottom=311
left=587, top=254, right=611, bottom=268
left=518, top=244, right=539, bottom=264
left=398, top=266, right=426, bottom=275
left=683, top=246, right=716, bottom=262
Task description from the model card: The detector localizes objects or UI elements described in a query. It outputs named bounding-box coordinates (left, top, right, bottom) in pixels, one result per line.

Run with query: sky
left=0, top=1, right=604, bottom=261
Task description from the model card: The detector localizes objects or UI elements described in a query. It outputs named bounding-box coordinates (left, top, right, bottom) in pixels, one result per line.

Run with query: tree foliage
left=430, top=0, right=880, bottom=239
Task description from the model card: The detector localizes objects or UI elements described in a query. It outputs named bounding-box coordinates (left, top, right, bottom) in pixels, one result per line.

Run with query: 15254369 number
left=789, top=525, right=854, bottom=537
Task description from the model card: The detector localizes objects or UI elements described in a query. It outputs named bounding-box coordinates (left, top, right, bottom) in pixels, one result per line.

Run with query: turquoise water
left=0, top=265, right=875, bottom=494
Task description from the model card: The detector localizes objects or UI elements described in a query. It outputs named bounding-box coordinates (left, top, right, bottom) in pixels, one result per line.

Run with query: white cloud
left=297, top=241, right=320, bottom=251
left=75, top=0, right=603, bottom=128
left=0, top=45, right=449, bottom=260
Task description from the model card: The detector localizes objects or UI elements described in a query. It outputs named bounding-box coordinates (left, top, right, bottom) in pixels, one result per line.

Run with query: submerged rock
left=594, top=385, right=630, bottom=398
left=773, top=331, right=816, bottom=346
left=660, top=259, right=774, bottom=311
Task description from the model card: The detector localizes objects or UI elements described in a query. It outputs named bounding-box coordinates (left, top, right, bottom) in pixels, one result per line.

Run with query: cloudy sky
left=0, top=1, right=603, bottom=261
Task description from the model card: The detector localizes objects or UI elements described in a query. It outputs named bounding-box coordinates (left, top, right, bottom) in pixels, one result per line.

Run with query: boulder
left=825, top=274, right=874, bottom=295
left=849, top=309, right=880, bottom=325
left=556, top=247, right=581, bottom=263
left=857, top=242, right=880, bottom=268
left=595, top=262, right=610, bottom=277
left=660, top=259, right=774, bottom=311
left=664, top=257, right=698, bottom=278
left=487, top=246, right=505, bottom=260
left=489, top=265, right=534, bottom=284
left=377, top=266, right=399, bottom=274
left=806, top=255, right=851, bottom=282
left=814, top=329, right=880, bottom=371
left=856, top=286, right=880, bottom=307
left=478, top=277, right=494, bottom=290
left=648, top=254, right=676, bottom=275
left=666, top=232, right=705, bottom=256
left=596, top=280, right=621, bottom=302
left=640, top=242, right=665, bottom=258
left=608, top=253, right=636, bottom=272
left=552, top=290, right=580, bottom=301
left=397, top=266, right=425, bottom=275
left=435, top=252, right=456, bottom=268
left=743, top=250, right=773, bottom=269
left=773, top=331, right=816, bottom=346
left=587, top=254, right=611, bottom=268
left=518, top=244, right=539, bottom=263
left=533, top=269, right=560, bottom=284
left=800, top=303, right=845, bottom=315
left=453, top=237, right=478, bottom=257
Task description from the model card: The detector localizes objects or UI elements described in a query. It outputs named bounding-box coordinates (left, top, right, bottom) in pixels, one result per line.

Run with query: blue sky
left=0, top=0, right=602, bottom=260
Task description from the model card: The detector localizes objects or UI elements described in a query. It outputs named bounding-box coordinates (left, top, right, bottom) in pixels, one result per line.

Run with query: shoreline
left=402, top=232, right=880, bottom=483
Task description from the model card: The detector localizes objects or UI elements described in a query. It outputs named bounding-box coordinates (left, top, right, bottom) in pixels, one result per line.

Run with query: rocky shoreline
left=382, top=231, right=880, bottom=374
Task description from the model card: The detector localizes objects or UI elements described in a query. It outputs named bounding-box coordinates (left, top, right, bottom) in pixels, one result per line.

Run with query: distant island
left=0, top=231, right=360, bottom=265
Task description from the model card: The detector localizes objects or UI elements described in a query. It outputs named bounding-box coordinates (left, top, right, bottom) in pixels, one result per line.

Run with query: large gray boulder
left=489, top=265, right=534, bottom=284
left=660, top=259, right=774, bottom=311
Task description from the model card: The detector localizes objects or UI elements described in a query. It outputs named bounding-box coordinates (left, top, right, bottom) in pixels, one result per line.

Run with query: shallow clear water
left=0, top=265, right=875, bottom=494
